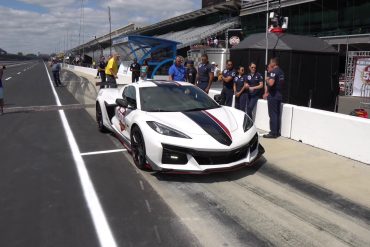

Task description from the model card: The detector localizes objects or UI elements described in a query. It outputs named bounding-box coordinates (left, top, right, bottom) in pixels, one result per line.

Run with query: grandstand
left=70, top=0, right=241, bottom=62
left=157, top=17, right=240, bottom=49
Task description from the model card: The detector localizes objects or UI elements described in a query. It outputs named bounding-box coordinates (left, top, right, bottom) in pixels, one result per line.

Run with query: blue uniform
left=267, top=67, right=284, bottom=136
left=169, top=64, right=186, bottom=81
left=246, top=72, right=263, bottom=118
left=221, top=69, right=236, bottom=106
left=197, top=63, right=212, bottom=91
left=233, top=75, right=248, bottom=111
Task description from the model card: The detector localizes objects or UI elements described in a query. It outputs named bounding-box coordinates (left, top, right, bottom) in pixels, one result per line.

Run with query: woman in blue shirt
left=246, top=62, right=264, bottom=118
left=233, top=66, right=248, bottom=111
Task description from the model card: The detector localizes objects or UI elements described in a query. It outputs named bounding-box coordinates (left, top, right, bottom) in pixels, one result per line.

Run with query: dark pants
left=106, top=75, right=117, bottom=88
left=132, top=73, right=140, bottom=83
left=247, top=95, right=259, bottom=118
left=267, top=95, right=282, bottom=136
left=235, top=93, right=248, bottom=112
left=198, top=81, right=209, bottom=92
left=52, top=71, right=61, bottom=86
left=221, top=87, right=234, bottom=106
left=99, top=72, right=106, bottom=89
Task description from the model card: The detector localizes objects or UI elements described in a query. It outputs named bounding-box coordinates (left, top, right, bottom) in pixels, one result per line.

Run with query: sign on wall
left=353, top=57, right=370, bottom=96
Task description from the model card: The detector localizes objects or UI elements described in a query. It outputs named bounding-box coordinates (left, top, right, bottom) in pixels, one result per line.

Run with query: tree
left=17, top=52, right=23, bottom=56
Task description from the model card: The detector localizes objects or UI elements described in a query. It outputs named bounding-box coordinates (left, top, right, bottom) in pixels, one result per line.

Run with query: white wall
left=290, top=107, right=370, bottom=164
left=255, top=99, right=370, bottom=164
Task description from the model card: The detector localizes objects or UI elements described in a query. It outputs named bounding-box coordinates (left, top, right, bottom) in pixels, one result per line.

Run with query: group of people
left=129, top=58, right=149, bottom=82
left=167, top=54, right=284, bottom=139
left=97, top=55, right=151, bottom=88
left=95, top=52, right=126, bottom=89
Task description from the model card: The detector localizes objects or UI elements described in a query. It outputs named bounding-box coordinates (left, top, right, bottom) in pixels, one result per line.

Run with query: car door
left=116, top=85, right=137, bottom=142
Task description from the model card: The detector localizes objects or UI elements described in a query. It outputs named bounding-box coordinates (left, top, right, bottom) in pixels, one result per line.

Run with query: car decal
left=202, top=110, right=232, bottom=140
left=183, top=110, right=232, bottom=146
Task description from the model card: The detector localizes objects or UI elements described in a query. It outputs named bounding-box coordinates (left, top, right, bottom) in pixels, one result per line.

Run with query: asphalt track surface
left=0, top=61, right=199, bottom=247
left=1, top=61, right=370, bottom=247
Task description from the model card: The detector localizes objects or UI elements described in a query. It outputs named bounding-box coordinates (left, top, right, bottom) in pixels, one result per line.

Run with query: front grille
left=162, top=134, right=258, bottom=165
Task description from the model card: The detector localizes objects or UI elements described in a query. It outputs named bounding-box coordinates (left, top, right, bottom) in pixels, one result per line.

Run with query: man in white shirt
left=212, top=62, right=220, bottom=82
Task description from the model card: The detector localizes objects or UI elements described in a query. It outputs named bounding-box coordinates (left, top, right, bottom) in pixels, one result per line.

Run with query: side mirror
left=116, top=98, right=129, bottom=108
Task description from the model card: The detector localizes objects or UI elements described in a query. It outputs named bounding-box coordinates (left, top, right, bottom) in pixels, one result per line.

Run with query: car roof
left=130, top=80, right=194, bottom=88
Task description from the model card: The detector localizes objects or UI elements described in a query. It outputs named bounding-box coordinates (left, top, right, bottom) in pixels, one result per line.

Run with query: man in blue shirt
left=263, top=57, right=284, bottom=138
left=196, top=54, right=214, bottom=93
left=51, top=58, right=62, bottom=87
left=221, top=60, right=236, bottom=106
left=169, top=56, right=186, bottom=81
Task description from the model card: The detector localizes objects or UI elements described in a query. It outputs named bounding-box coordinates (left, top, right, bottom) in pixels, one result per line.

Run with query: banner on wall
left=353, top=57, right=370, bottom=96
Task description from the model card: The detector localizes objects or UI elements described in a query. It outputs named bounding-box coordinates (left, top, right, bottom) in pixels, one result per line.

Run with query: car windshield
left=140, top=85, right=220, bottom=112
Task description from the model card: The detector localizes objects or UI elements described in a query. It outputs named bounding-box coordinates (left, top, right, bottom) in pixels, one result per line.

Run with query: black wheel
left=96, top=103, right=108, bottom=133
left=131, top=127, right=148, bottom=170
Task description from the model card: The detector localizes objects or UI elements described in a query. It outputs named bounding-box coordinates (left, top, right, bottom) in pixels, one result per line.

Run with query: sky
left=0, top=0, right=201, bottom=54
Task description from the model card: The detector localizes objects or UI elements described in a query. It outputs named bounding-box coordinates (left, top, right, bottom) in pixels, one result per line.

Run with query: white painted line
left=80, top=149, right=127, bottom=156
left=145, top=200, right=152, bottom=213
left=139, top=180, right=144, bottom=190
left=5, top=77, right=11, bottom=81
left=43, top=62, right=117, bottom=247
left=17, top=72, right=21, bottom=75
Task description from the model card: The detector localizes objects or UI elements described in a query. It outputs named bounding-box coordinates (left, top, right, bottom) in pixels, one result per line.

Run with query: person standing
left=214, top=37, right=218, bottom=48
left=246, top=62, right=264, bottom=118
left=212, top=62, right=220, bottom=82
left=51, top=59, right=62, bottom=87
left=168, top=56, right=186, bottom=81
left=140, top=60, right=149, bottom=80
left=130, top=58, right=141, bottom=83
left=233, top=66, right=248, bottom=111
left=105, top=52, right=120, bottom=88
left=221, top=60, right=236, bottom=106
left=196, top=54, right=214, bottom=93
left=98, top=56, right=107, bottom=89
left=263, top=57, right=284, bottom=138
left=186, top=60, right=197, bottom=84
left=0, top=65, right=5, bottom=115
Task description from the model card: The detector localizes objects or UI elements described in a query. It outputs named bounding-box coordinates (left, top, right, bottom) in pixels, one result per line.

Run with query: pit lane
left=0, top=61, right=199, bottom=247
left=1, top=61, right=370, bottom=247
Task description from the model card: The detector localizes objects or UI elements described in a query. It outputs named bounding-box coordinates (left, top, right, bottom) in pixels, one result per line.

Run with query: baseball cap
left=211, top=61, right=216, bottom=65
left=187, top=60, right=194, bottom=65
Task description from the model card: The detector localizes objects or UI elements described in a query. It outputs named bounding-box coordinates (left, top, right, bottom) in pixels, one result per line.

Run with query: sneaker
left=263, top=133, right=278, bottom=139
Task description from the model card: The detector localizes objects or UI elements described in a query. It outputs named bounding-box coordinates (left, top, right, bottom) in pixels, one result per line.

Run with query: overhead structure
left=231, top=32, right=340, bottom=111
left=156, top=17, right=240, bottom=49
left=112, top=35, right=179, bottom=78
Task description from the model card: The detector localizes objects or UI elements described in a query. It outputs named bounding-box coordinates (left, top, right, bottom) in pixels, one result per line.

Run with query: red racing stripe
left=202, top=110, right=232, bottom=140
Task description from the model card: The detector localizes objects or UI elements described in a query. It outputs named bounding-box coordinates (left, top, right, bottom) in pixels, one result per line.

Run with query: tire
left=131, top=126, right=148, bottom=170
left=96, top=103, right=108, bottom=133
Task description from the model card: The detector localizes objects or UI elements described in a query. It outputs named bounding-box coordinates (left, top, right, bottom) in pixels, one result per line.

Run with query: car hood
left=145, top=107, right=238, bottom=135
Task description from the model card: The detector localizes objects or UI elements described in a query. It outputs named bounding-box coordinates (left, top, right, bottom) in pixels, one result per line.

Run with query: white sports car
left=96, top=80, right=264, bottom=173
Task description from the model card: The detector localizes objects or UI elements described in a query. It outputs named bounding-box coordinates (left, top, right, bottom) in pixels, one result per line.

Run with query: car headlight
left=147, top=121, right=191, bottom=139
left=243, top=114, right=253, bottom=132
